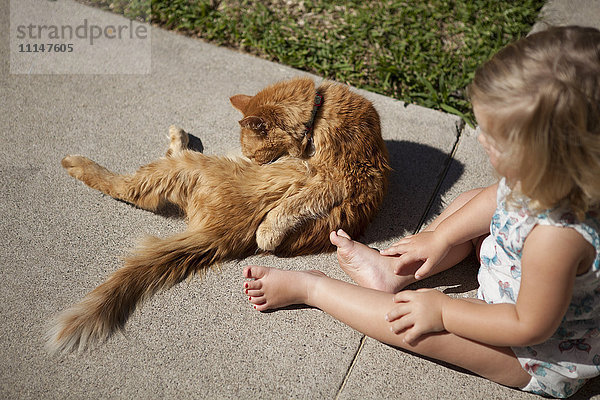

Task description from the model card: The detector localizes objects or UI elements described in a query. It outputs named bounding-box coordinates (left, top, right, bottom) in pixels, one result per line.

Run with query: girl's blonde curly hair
left=468, top=26, right=600, bottom=220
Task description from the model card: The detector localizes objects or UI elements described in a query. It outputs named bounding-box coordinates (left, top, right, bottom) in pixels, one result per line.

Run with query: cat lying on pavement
left=47, top=77, right=390, bottom=354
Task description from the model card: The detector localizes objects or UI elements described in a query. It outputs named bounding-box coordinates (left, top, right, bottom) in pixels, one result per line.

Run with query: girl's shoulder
left=537, top=207, right=600, bottom=272
left=539, top=207, right=599, bottom=236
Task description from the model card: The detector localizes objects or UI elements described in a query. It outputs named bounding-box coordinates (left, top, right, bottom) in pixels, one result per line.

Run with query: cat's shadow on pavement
left=365, top=139, right=465, bottom=244
left=363, top=139, right=480, bottom=294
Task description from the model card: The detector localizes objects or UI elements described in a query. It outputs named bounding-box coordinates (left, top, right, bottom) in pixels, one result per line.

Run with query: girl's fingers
left=381, top=237, right=414, bottom=255
left=403, top=326, right=424, bottom=345
left=393, top=290, right=415, bottom=303
left=392, top=254, right=422, bottom=275
left=414, top=260, right=434, bottom=280
left=385, top=302, right=410, bottom=322
left=380, top=245, right=403, bottom=256
left=391, top=235, right=414, bottom=246
left=389, top=315, right=414, bottom=334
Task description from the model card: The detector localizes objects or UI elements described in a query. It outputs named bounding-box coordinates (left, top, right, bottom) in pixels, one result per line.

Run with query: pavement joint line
left=335, top=335, right=367, bottom=399
left=334, top=119, right=465, bottom=399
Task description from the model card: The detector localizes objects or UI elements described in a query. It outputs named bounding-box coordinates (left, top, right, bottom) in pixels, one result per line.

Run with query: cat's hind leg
left=62, top=127, right=195, bottom=213
left=61, top=155, right=121, bottom=199
left=165, top=126, right=189, bottom=157
left=61, top=153, right=197, bottom=212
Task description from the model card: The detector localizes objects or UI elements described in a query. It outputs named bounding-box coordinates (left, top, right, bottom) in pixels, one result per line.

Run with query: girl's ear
left=239, top=116, right=267, bottom=135
left=230, top=94, right=252, bottom=113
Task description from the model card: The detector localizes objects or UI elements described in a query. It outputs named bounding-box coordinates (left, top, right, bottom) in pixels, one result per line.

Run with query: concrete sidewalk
left=1, top=0, right=599, bottom=398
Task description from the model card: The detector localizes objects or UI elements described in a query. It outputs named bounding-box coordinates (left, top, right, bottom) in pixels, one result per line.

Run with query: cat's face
left=230, top=93, right=306, bottom=165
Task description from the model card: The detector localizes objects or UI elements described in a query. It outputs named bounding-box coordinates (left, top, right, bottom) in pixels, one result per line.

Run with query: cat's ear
left=239, top=116, right=267, bottom=134
left=230, top=94, right=252, bottom=113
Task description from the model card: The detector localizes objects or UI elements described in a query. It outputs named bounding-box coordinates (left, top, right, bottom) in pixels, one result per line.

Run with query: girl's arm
left=382, top=182, right=498, bottom=279
left=388, top=224, right=593, bottom=347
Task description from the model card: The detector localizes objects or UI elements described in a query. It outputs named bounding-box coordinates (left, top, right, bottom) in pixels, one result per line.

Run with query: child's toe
left=244, top=265, right=268, bottom=279
left=337, top=229, right=352, bottom=240
left=245, top=279, right=262, bottom=291
left=248, top=295, right=266, bottom=305
left=253, top=302, right=269, bottom=312
left=330, top=230, right=353, bottom=249
left=246, top=289, right=263, bottom=297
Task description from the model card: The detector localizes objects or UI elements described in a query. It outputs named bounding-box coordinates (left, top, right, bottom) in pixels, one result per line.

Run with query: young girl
left=242, top=26, right=600, bottom=398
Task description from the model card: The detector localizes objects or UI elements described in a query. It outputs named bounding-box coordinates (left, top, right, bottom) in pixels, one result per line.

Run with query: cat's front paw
left=256, top=221, right=284, bottom=252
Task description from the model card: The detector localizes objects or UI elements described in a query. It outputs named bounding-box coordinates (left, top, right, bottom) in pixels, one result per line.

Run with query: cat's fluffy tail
left=46, top=230, right=221, bottom=355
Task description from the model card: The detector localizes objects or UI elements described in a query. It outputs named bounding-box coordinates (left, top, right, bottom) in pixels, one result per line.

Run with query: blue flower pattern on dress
left=477, top=179, right=600, bottom=398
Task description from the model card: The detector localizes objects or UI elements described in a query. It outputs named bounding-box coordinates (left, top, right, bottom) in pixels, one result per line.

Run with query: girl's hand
left=386, top=289, right=449, bottom=345
left=380, top=231, right=450, bottom=279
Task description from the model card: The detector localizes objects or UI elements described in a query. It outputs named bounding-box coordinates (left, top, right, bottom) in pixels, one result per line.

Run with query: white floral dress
left=477, top=179, right=600, bottom=398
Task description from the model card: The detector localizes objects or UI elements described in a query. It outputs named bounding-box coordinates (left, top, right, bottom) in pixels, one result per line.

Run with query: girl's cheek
left=478, top=135, right=494, bottom=158
left=477, top=132, right=490, bottom=150
left=478, top=135, right=505, bottom=173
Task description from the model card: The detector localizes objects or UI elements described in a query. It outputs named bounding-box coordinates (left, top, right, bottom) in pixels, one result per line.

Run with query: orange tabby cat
left=47, top=77, right=390, bottom=354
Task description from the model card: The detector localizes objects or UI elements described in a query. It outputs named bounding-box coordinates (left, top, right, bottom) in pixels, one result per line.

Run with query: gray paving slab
left=1, top=1, right=463, bottom=399
left=531, top=0, right=600, bottom=33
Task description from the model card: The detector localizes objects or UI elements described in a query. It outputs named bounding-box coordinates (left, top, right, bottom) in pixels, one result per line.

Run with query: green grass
left=78, top=0, right=545, bottom=125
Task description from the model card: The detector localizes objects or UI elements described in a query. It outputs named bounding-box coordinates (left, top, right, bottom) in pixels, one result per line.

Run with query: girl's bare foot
left=330, top=229, right=416, bottom=293
left=243, top=265, right=326, bottom=311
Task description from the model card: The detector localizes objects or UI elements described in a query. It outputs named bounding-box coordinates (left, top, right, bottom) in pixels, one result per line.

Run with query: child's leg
left=243, top=265, right=530, bottom=389
left=334, top=188, right=485, bottom=293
